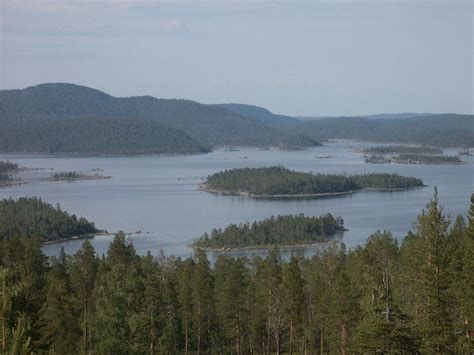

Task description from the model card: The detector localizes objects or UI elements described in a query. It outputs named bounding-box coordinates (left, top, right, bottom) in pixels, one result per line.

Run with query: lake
left=1, top=141, right=472, bottom=261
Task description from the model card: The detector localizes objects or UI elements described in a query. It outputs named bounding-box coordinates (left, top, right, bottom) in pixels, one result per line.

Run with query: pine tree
left=281, top=256, right=305, bottom=354
left=40, top=250, right=80, bottom=353
left=71, top=240, right=97, bottom=354
left=191, top=249, right=214, bottom=354
left=415, top=189, right=455, bottom=352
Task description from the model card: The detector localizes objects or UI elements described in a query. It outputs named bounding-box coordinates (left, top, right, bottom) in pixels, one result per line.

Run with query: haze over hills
left=0, top=83, right=318, bottom=154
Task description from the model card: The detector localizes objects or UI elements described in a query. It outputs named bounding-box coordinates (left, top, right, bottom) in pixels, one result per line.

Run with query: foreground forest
left=0, top=192, right=472, bottom=353
left=204, top=167, right=424, bottom=196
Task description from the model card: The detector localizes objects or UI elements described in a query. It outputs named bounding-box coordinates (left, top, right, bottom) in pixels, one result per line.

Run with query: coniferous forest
left=0, top=197, right=97, bottom=242
left=0, top=192, right=472, bottom=354
left=204, top=167, right=424, bottom=196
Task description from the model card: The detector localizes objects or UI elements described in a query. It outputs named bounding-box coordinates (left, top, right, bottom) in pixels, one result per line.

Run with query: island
left=0, top=160, right=22, bottom=187
left=191, top=213, right=345, bottom=250
left=393, top=154, right=462, bottom=165
left=49, top=171, right=111, bottom=182
left=200, top=167, right=424, bottom=198
left=363, top=145, right=443, bottom=155
left=0, top=197, right=99, bottom=242
left=361, top=146, right=463, bottom=165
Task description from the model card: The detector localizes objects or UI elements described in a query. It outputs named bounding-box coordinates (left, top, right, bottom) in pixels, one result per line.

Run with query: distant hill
left=292, top=114, right=474, bottom=148
left=299, top=113, right=435, bottom=121
left=0, top=83, right=318, bottom=154
left=215, top=103, right=300, bottom=125
left=0, top=115, right=210, bottom=155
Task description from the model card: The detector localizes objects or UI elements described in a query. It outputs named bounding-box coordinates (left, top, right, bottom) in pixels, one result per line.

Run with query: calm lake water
left=1, top=141, right=472, bottom=261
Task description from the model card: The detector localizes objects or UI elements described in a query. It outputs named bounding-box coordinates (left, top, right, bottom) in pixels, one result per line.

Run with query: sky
left=0, top=0, right=472, bottom=116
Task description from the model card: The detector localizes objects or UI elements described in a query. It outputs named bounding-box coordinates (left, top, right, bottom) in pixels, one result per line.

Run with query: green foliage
left=193, top=214, right=345, bottom=249
left=205, top=166, right=424, bottom=196
left=0, top=197, right=97, bottom=242
left=0, top=193, right=472, bottom=353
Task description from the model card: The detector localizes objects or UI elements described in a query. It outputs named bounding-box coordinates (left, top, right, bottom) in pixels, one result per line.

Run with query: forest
left=192, top=214, right=345, bottom=249
left=0, top=197, right=97, bottom=242
left=363, top=145, right=443, bottom=155
left=204, top=167, right=424, bottom=196
left=0, top=192, right=472, bottom=354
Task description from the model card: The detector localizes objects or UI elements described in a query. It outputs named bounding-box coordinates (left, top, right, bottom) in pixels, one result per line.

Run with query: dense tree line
left=393, top=154, right=462, bottom=165
left=193, top=214, right=345, bottom=249
left=0, top=83, right=317, bottom=153
left=363, top=145, right=443, bottom=155
left=0, top=193, right=472, bottom=353
left=50, top=171, right=110, bottom=182
left=0, top=116, right=210, bottom=155
left=204, top=167, right=424, bottom=196
left=0, top=197, right=97, bottom=241
left=290, top=114, right=474, bottom=148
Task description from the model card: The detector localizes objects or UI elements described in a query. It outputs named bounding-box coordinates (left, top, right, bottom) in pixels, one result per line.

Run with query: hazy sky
left=1, top=0, right=472, bottom=116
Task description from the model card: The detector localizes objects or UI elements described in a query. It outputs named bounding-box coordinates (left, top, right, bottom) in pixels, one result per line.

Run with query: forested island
left=0, top=197, right=98, bottom=242
left=393, top=154, right=462, bottom=165
left=50, top=171, right=111, bottom=182
left=361, top=146, right=463, bottom=165
left=192, top=214, right=345, bottom=250
left=202, top=167, right=424, bottom=197
left=0, top=193, right=472, bottom=353
left=0, top=160, right=21, bottom=187
left=363, top=145, right=443, bottom=155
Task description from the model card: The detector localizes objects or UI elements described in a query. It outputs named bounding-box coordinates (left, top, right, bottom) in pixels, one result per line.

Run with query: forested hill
left=0, top=83, right=318, bottom=153
left=215, top=103, right=300, bottom=125
left=292, top=114, right=474, bottom=147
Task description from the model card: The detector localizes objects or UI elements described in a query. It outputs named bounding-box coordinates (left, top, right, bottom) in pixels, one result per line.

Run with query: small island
left=50, top=171, right=111, bottom=182
left=362, top=146, right=462, bottom=165
left=0, top=197, right=99, bottom=242
left=393, top=154, right=462, bottom=165
left=191, top=214, right=345, bottom=250
left=200, top=167, right=424, bottom=198
left=0, top=160, right=22, bottom=187
left=363, top=145, right=443, bottom=155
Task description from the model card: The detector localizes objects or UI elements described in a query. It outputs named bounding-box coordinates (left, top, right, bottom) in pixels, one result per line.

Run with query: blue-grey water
left=1, top=141, right=472, bottom=261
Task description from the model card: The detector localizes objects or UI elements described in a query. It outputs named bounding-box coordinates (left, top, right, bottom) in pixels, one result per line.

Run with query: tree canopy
left=204, top=167, right=424, bottom=196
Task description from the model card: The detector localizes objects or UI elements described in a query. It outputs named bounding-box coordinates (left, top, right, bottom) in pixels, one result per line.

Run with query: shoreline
left=42, top=230, right=143, bottom=245
left=198, top=183, right=424, bottom=199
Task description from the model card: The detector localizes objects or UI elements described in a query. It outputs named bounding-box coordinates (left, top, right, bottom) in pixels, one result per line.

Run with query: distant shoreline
left=42, top=230, right=143, bottom=245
